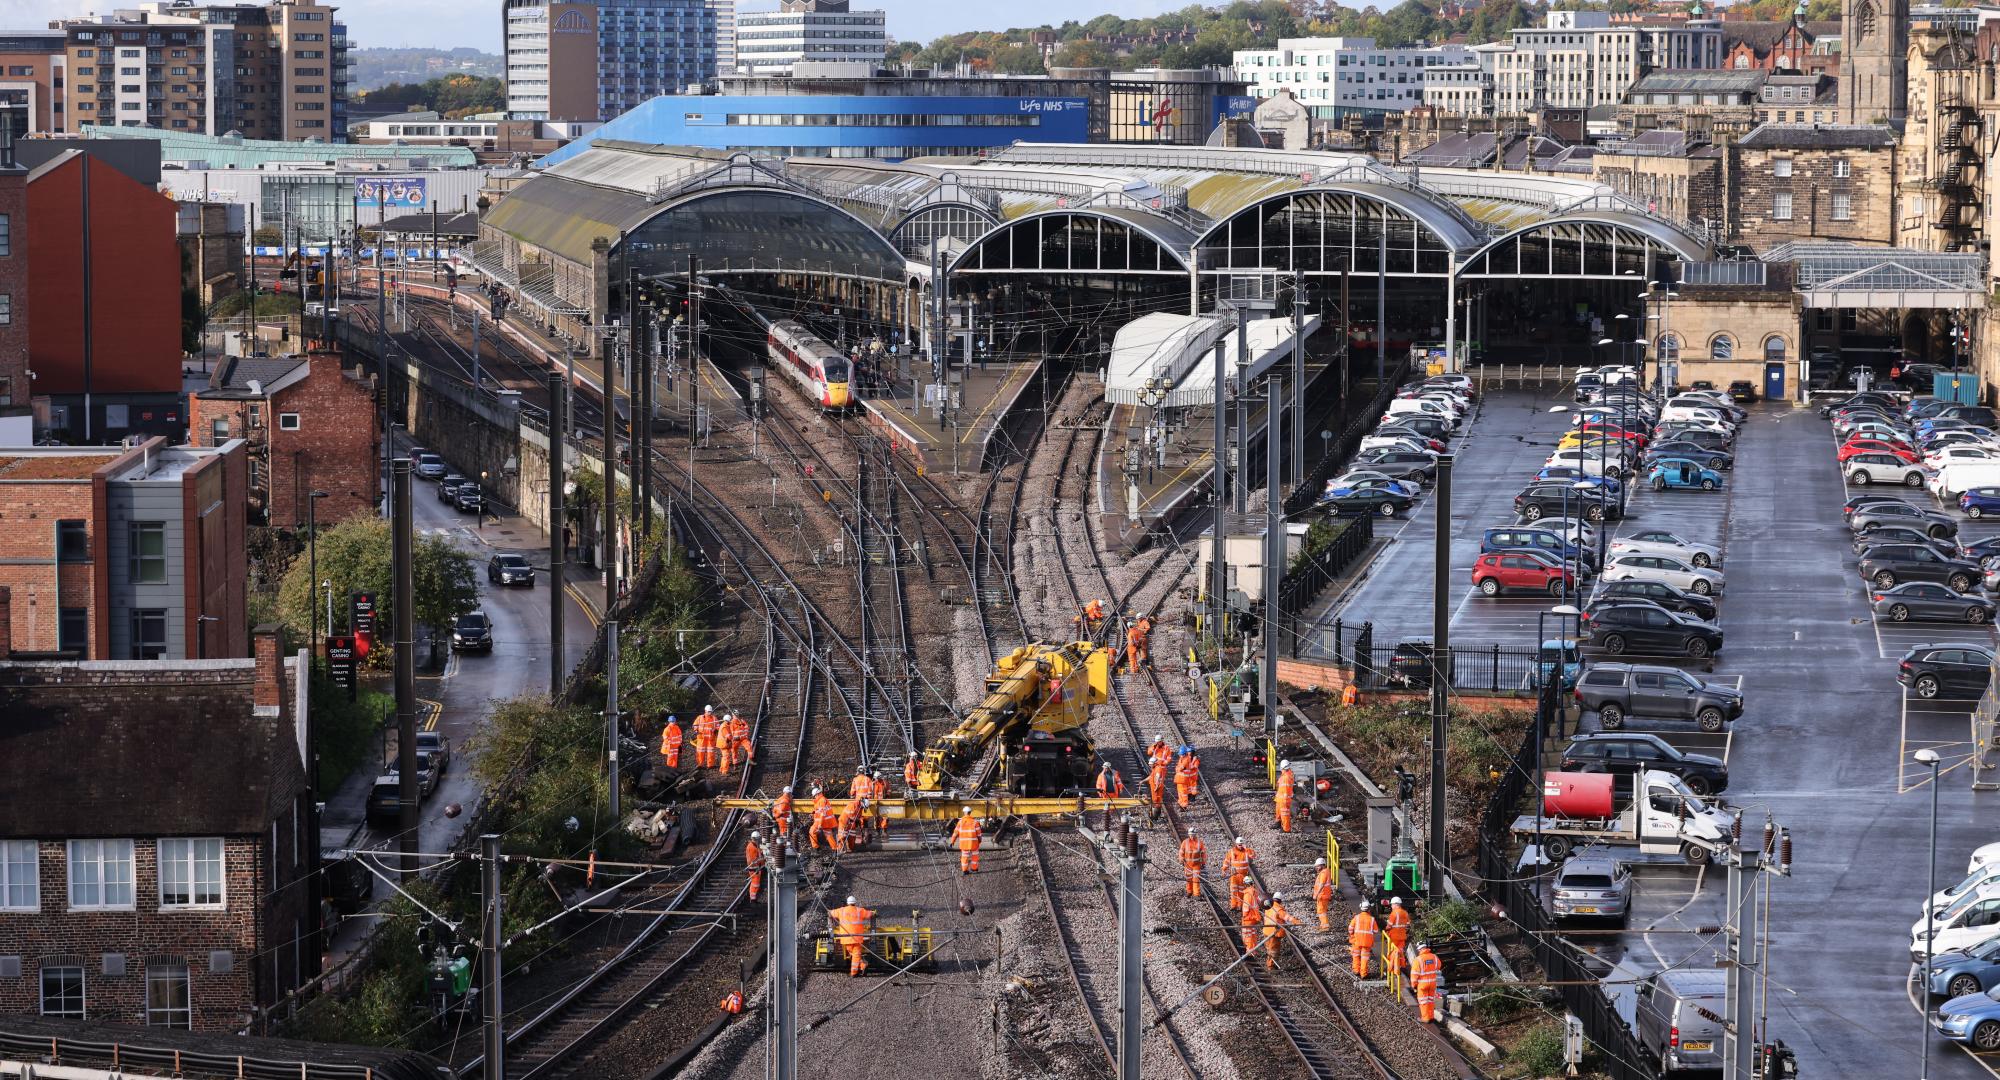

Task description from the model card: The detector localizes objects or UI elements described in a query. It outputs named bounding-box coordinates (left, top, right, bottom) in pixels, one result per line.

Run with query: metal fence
left=1284, top=359, right=1411, bottom=515
left=1276, top=514, right=1373, bottom=618
left=1292, top=629, right=1547, bottom=695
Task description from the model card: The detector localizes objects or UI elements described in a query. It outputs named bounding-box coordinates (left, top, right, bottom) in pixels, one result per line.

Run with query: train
left=765, top=318, right=852, bottom=411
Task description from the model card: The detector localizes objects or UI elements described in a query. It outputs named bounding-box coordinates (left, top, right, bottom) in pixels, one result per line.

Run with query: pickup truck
left=1511, top=769, right=1732, bottom=865
left=1574, top=662, right=1742, bottom=732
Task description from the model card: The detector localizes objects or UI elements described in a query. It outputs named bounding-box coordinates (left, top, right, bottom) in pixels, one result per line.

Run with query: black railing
left=1276, top=514, right=1373, bottom=617
left=1284, top=358, right=1411, bottom=515
left=1293, top=633, right=1548, bottom=695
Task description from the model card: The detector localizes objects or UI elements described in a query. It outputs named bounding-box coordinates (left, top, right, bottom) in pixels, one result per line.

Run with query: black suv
left=1898, top=643, right=1996, bottom=700
left=451, top=611, right=493, bottom=652
left=438, top=474, right=469, bottom=503
left=1383, top=414, right=1453, bottom=441
left=1580, top=600, right=1724, bottom=659
left=1516, top=482, right=1620, bottom=524
left=1559, top=733, right=1730, bottom=796
left=453, top=484, right=484, bottom=514
left=1590, top=580, right=1717, bottom=622
left=1856, top=544, right=1979, bottom=592
left=1852, top=526, right=1959, bottom=560
left=1575, top=662, right=1743, bottom=732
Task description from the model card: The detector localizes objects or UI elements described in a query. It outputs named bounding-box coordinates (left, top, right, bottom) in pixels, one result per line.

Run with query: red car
left=1581, top=423, right=1648, bottom=446
left=1838, top=438, right=1918, bottom=463
left=1472, top=552, right=1576, bottom=597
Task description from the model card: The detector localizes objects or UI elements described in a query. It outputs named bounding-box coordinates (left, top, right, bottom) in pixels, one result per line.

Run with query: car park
left=1851, top=525, right=1959, bottom=559
left=1871, top=581, right=1995, bottom=624
left=1551, top=850, right=1633, bottom=922
left=487, top=553, right=535, bottom=586
left=1579, top=600, right=1724, bottom=658
left=451, top=611, right=494, bottom=652
left=1850, top=502, right=1958, bottom=539
left=1516, top=482, right=1618, bottom=523
left=1321, top=486, right=1415, bottom=517
left=1601, top=553, right=1724, bottom=595
left=1575, top=661, right=1742, bottom=731
left=1472, top=551, right=1576, bottom=597
left=1609, top=530, right=1720, bottom=568
left=1845, top=452, right=1930, bottom=488
left=1897, top=643, right=1996, bottom=699
left=1559, top=732, right=1730, bottom=795
left=1913, top=885, right=2000, bottom=961
left=1590, top=579, right=1718, bottom=621
left=1857, top=544, right=1979, bottom=591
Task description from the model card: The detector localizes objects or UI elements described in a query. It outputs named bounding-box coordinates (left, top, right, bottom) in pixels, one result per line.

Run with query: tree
left=277, top=516, right=478, bottom=665
left=990, top=45, right=1048, bottom=76
left=1051, top=40, right=1114, bottom=68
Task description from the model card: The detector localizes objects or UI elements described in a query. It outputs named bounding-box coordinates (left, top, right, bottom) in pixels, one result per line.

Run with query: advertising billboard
left=355, top=177, right=428, bottom=210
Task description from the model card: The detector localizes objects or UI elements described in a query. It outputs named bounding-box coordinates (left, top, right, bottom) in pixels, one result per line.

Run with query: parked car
left=1536, top=465, right=1625, bottom=494
left=1837, top=437, right=1918, bottom=463
left=1380, top=414, right=1454, bottom=442
left=1481, top=527, right=1597, bottom=569
left=1636, top=969, right=1729, bottom=1073
left=451, top=611, right=494, bottom=652
left=1609, top=530, right=1720, bottom=569
left=1853, top=525, right=1960, bottom=559
left=1551, top=850, right=1633, bottom=922
left=1352, top=448, right=1438, bottom=485
left=1857, top=544, right=1980, bottom=592
left=1926, top=445, right=2000, bottom=470
left=1601, top=553, right=1725, bottom=595
left=1581, top=600, right=1724, bottom=658
left=415, top=730, right=453, bottom=775
left=1963, top=536, right=2000, bottom=562
left=1324, top=475, right=1419, bottom=501
left=1516, top=482, right=1618, bottom=523
left=487, top=553, right=535, bottom=586
left=1728, top=381, right=1757, bottom=404
left=1320, top=486, right=1415, bottom=518
left=365, top=776, right=402, bottom=827
left=1648, top=458, right=1725, bottom=491
left=1962, top=488, right=2000, bottom=519
left=1590, top=579, right=1718, bottom=621
left=415, top=453, right=448, bottom=480
left=438, top=474, right=469, bottom=503
left=1545, top=449, right=1626, bottom=478
left=1575, top=661, right=1742, bottom=731
left=1821, top=392, right=1900, bottom=417
left=1914, top=885, right=2000, bottom=962
left=1846, top=452, right=1931, bottom=488
left=1559, top=732, right=1730, bottom=795
left=1647, top=441, right=1734, bottom=471
left=1472, top=551, right=1576, bottom=597
left=1898, top=643, right=1996, bottom=699
left=1845, top=492, right=1915, bottom=519
left=1850, top=502, right=1959, bottom=539
left=1933, top=985, right=2000, bottom=1053
left=1652, top=427, right=1732, bottom=452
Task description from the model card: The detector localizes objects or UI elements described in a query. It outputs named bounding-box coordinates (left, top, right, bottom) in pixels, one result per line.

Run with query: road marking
left=1642, top=864, right=1708, bottom=970
left=420, top=699, right=442, bottom=732
left=565, top=581, right=603, bottom=629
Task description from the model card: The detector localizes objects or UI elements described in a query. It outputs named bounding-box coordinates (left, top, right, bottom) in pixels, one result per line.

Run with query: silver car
left=1552, top=850, right=1632, bottom=921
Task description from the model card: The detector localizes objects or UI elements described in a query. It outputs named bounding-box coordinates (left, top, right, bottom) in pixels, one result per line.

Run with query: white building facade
left=1233, top=37, right=1475, bottom=120
left=710, top=0, right=736, bottom=76
left=1486, top=11, right=1723, bottom=116
left=734, top=0, right=885, bottom=77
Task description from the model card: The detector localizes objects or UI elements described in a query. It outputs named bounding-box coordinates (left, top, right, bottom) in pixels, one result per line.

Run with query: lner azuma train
left=766, top=318, right=852, bottom=411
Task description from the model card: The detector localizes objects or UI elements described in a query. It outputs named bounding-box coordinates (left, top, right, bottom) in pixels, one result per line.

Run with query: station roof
left=76, top=123, right=478, bottom=169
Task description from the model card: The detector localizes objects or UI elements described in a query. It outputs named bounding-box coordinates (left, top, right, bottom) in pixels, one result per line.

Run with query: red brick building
left=0, top=622, right=314, bottom=1032
left=188, top=349, right=379, bottom=528
left=1722, top=19, right=1840, bottom=77
left=26, top=149, right=182, bottom=444
left=0, top=136, right=25, bottom=443
left=0, top=439, right=248, bottom=661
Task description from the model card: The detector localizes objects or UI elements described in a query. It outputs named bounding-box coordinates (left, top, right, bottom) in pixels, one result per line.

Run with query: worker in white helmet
left=1312, top=856, right=1336, bottom=930
left=1347, top=899, right=1380, bottom=978
left=831, top=894, right=876, bottom=976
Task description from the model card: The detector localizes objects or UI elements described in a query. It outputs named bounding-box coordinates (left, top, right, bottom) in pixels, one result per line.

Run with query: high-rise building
left=55, top=0, right=349, bottom=141
left=1233, top=38, right=1475, bottom=122
left=734, top=0, right=885, bottom=78
left=1840, top=0, right=1907, bottom=124
left=1484, top=11, right=1723, bottom=115
left=0, top=34, right=68, bottom=141
left=503, top=0, right=720, bottom=123
left=711, top=0, right=737, bottom=76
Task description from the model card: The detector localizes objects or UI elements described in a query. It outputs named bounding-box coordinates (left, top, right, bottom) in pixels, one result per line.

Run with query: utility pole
left=1428, top=454, right=1453, bottom=895
left=1290, top=271, right=1306, bottom=493
left=930, top=244, right=946, bottom=384
left=638, top=303, right=654, bottom=541
left=376, top=241, right=390, bottom=518
left=548, top=372, right=567, bottom=698
left=1262, top=376, right=1282, bottom=728
left=1376, top=228, right=1388, bottom=386
left=471, top=298, right=482, bottom=390
left=392, top=458, right=418, bottom=876
left=1210, top=335, right=1229, bottom=648
left=481, top=833, right=505, bottom=1080
left=1724, top=835, right=1761, bottom=1080
left=769, top=842, right=800, bottom=1080
left=605, top=619, right=621, bottom=821
left=602, top=308, right=620, bottom=596
left=1233, top=310, right=1249, bottom=515
left=625, top=297, right=641, bottom=534
left=1103, top=819, right=1146, bottom=1080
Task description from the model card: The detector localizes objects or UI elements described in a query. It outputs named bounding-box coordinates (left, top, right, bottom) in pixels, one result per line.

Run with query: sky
left=15, top=0, right=1191, bottom=52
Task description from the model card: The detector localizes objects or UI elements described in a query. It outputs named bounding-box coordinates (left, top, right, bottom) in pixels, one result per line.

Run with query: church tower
left=1840, top=0, right=1908, bottom=125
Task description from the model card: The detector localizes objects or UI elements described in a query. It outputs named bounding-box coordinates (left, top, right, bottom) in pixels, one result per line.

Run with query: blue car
left=1921, top=936, right=2000, bottom=1000
left=1480, top=526, right=1596, bottom=568
left=1962, top=488, right=2000, bottom=520
left=1323, top=475, right=1419, bottom=501
left=1934, top=985, right=2000, bottom=1052
left=1648, top=458, right=1724, bottom=491
left=1537, top=465, right=1624, bottom=496
left=1531, top=638, right=1583, bottom=691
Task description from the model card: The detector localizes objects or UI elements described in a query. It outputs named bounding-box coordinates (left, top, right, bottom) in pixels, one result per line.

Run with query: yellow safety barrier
left=1264, top=738, right=1278, bottom=790
left=1383, top=951, right=1402, bottom=998
left=1326, top=831, right=1341, bottom=889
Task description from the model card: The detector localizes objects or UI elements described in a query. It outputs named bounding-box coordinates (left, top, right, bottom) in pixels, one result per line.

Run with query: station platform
left=856, top=359, right=1044, bottom=475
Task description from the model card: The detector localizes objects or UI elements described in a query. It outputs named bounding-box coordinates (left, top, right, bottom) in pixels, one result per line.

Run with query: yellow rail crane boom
left=918, top=642, right=1109, bottom=796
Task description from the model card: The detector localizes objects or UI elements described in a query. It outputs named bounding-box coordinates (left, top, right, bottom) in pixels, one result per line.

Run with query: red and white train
left=765, top=318, right=852, bottom=411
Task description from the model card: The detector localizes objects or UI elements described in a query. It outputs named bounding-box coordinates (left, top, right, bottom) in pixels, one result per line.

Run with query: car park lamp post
left=1534, top=605, right=1582, bottom=867
left=306, top=490, right=329, bottom=665
left=1918, top=745, right=1942, bottom=1080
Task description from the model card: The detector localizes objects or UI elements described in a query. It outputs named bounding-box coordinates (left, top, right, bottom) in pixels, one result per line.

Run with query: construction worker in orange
left=771, top=786, right=794, bottom=840
left=1312, top=857, right=1335, bottom=931
left=729, top=712, right=753, bottom=769
left=1413, top=942, right=1442, bottom=1022
left=1238, top=883, right=1266, bottom=954
left=1075, top=598, right=1106, bottom=634
left=1174, top=747, right=1201, bottom=809
left=837, top=797, right=866, bottom=852
left=1347, top=900, right=1380, bottom=979
left=719, top=987, right=746, bottom=1015
left=1383, top=896, right=1412, bottom=961
left=692, top=709, right=719, bottom=769
left=1275, top=759, right=1297, bottom=833
left=1340, top=682, right=1360, bottom=708
left=717, top=714, right=737, bottom=777
left=659, top=715, right=684, bottom=769
left=830, top=895, right=877, bottom=977
left=1178, top=829, right=1206, bottom=898
left=810, top=787, right=837, bottom=850
left=1147, top=756, right=1167, bottom=813
left=745, top=832, right=764, bottom=901
left=1222, top=836, right=1254, bottom=911
left=904, top=751, right=921, bottom=794
left=1147, top=733, right=1174, bottom=773
left=871, top=772, right=890, bottom=831
left=952, top=806, right=984, bottom=874
left=1126, top=615, right=1152, bottom=672
left=1262, top=892, right=1299, bottom=970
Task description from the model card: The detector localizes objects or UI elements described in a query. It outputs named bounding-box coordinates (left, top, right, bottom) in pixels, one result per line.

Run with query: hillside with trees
left=358, top=74, right=507, bottom=119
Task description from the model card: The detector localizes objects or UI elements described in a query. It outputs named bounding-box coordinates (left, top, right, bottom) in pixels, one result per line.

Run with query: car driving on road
left=487, top=553, right=535, bottom=586
left=451, top=611, right=493, bottom=652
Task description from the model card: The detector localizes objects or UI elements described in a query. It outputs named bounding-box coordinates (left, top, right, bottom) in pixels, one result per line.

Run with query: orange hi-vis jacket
left=1413, top=948, right=1442, bottom=986
left=1175, top=752, right=1201, bottom=785
left=772, top=790, right=794, bottom=823
left=1276, top=767, right=1296, bottom=805
left=952, top=813, right=983, bottom=851
left=1347, top=909, right=1379, bottom=947
left=660, top=720, right=683, bottom=754
left=1096, top=766, right=1125, bottom=799
left=1264, top=900, right=1298, bottom=939
left=1313, top=867, right=1336, bottom=904
left=831, top=904, right=875, bottom=948
left=1385, top=905, right=1412, bottom=941
left=1179, top=835, right=1206, bottom=870
left=905, top=757, right=921, bottom=787
left=1222, top=843, right=1254, bottom=880
left=1240, top=892, right=1265, bottom=931
left=1148, top=740, right=1174, bottom=771
left=693, top=714, right=719, bottom=747
left=744, top=838, right=763, bottom=871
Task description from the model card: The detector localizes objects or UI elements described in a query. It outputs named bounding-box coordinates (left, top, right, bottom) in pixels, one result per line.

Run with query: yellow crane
left=917, top=642, right=1109, bottom=796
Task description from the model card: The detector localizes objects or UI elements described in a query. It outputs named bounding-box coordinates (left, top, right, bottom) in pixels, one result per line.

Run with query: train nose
left=827, top=384, right=851, bottom=409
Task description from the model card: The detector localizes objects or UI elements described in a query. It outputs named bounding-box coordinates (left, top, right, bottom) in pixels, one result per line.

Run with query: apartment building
left=57, top=0, right=349, bottom=141
left=504, top=0, right=722, bottom=122
left=1234, top=37, right=1475, bottom=121
left=0, top=34, right=67, bottom=140
left=1421, top=43, right=1507, bottom=117
left=735, top=0, right=885, bottom=78
left=711, top=0, right=737, bottom=76
left=1488, top=11, right=1722, bottom=115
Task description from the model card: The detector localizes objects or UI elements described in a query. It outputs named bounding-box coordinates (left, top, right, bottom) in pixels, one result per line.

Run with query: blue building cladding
left=539, top=94, right=1093, bottom=166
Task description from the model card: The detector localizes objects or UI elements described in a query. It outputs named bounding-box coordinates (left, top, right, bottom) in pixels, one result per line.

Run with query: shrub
left=1511, top=1022, right=1567, bottom=1077
left=1416, top=898, right=1482, bottom=941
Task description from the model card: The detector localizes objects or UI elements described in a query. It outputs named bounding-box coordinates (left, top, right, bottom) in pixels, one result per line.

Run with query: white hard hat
left=963, top=807, right=973, bottom=815
left=1235, top=836, right=1246, bottom=845
left=1279, top=759, right=1290, bottom=769
left=1272, top=891, right=1283, bottom=901
left=704, top=704, right=714, bottom=713
left=873, top=771, right=882, bottom=778
left=751, top=831, right=761, bottom=840
left=783, top=786, right=792, bottom=793
left=908, top=751, right=918, bottom=757
left=1315, top=857, right=1326, bottom=866
left=812, top=786, right=822, bottom=794
left=1391, top=896, right=1404, bottom=906
left=847, top=895, right=857, bottom=905
left=1359, top=900, right=1371, bottom=910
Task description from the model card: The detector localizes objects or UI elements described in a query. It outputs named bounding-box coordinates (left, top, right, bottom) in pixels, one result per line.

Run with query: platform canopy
left=1104, top=312, right=1320, bottom=409
left=1765, top=241, right=1988, bottom=309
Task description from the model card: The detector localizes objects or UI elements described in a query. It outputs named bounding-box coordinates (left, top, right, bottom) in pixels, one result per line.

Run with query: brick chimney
left=253, top=624, right=284, bottom=710
left=0, top=586, right=11, bottom=660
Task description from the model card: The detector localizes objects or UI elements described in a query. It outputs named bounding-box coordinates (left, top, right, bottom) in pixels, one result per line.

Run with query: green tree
left=990, top=44, right=1048, bottom=75
left=1051, top=39, right=1114, bottom=68
left=277, top=516, right=478, bottom=665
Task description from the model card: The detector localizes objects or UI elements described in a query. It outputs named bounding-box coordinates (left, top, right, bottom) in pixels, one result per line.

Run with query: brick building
left=0, top=135, right=25, bottom=445
left=0, top=440, right=248, bottom=661
left=26, top=148, right=183, bottom=444
left=1730, top=123, right=1898, bottom=250
left=0, top=622, right=314, bottom=1032
left=1592, top=129, right=1725, bottom=228
left=188, top=350, right=378, bottom=528
left=1721, top=19, right=1840, bottom=77
left=0, top=33, right=67, bottom=140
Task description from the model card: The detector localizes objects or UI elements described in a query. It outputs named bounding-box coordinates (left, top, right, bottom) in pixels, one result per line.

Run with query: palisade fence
left=1291, top=627, right=1548, bottom=695
left=1283, top=358, right=1412, bottom=516
left=1477, top=728, right=1656, bottom=1080
left=1275, top=514, right=1373, bottom=618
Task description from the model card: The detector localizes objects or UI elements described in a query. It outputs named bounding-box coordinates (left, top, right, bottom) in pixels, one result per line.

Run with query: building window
left=58, top=609, right=87, bottom=656
left=1765, top=336, right=1787, bottom=361
left=1711, top=335, right=1734, bottom=361
left=40, top=965, right=84, bottom=1019
left=57, top=520, right=88, bottom=563
left=129, top=521, right=166, bottom=583
left=1833, top=158, right=1850, bottom=178
left=0, top=212, right=11, bottom=256
left=1657, top=334, right=1681, bottom=363
left=66, top=839, right=135, bottom=910
left=1, top=840, right=37, bottom=911
left=1773, top=192, right=1794, bottom=220
left=1772, top=157, right=1793, bottom=178
left=278, top=412, right=300, bottom=430
left=145, top=961, right=191, bottom=1029
left=210, top=418, right=229, bottom=442
left=129, top=609, right=167, bottom=660
left=158, top=838, right=225, bottom=908
left=1831, top=193, right=1852, bottom=220
left=0, top=294, right=11, bottom=325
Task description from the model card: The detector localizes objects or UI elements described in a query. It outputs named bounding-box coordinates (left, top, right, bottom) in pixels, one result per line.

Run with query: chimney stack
left=253, top=624, right=284, bottom=711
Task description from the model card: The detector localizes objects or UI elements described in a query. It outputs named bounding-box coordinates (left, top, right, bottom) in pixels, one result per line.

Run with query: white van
left=1913, top=883, right=2000, bottom=959
left=1923, top=862, right=2000, bottom=917
left=1930, top=462, right=2000, bottom=501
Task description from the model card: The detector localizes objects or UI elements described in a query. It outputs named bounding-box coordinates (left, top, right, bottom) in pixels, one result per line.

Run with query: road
left=1317, top=388, right=1997, bottom=1079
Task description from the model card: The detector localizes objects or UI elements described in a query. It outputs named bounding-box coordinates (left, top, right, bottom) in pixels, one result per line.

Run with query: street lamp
left=306, top=490, right=329, bottom=664
left=1917, top=745, right=1942, bottom=1080
left=480, top=469, right=490, bottom=531
left=322, top=580, right=334, bottom=654
left=1534, top=604, right=1583, bottom=868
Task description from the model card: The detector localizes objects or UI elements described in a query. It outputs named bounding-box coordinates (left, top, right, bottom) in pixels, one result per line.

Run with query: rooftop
left=1737, top=122, right=1896, bottom=149
left=0, top=450, right=121, bottom=480
left=200, top=354, right=308, bottom=400
left=1629, top=69, right=1768, bottom=94
left=76, top=124, right=477, bottom=170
